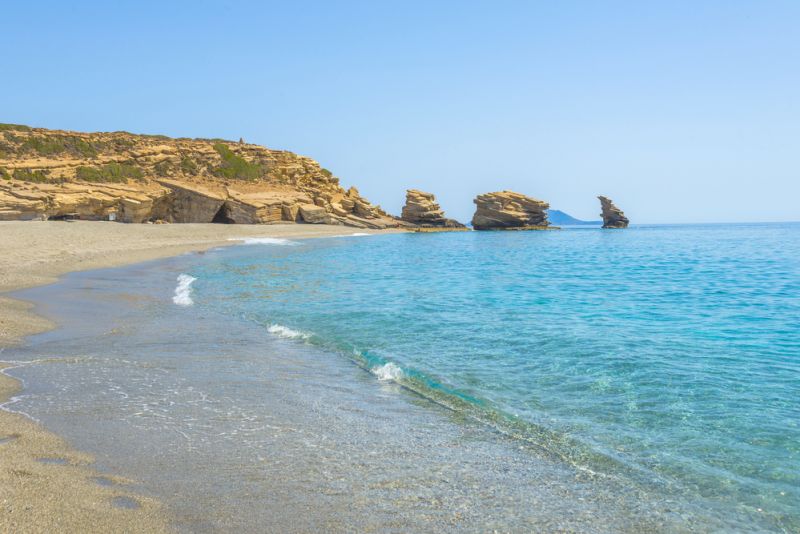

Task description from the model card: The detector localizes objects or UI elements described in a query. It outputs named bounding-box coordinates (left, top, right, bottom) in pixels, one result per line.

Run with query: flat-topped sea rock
left=471, top=190, right=550, bottom=230
left=598, top=196, right=629, bottom=228
left=401, top=189, right=465, bottom=229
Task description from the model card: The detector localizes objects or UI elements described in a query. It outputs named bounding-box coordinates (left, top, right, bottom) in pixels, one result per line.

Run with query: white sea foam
left=267, top=324, right=311, bottom=340
left=228, top=237, right=299, bottom=246
left=324, top=232, right=372, bottom=238
left=172, top=274, right=197, bottom=306
left=371, top=362, right=404, bottom=382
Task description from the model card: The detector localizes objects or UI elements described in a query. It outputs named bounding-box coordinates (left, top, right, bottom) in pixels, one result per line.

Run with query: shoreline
left=0, top=221, right=404, bottom=346
left=0, top=365, right=171, bottom=532
left=0, top=220, right=405, bottom=532
left=2, top=222, right=787, bottom=531
left=2, top=246, right=678, bottom=532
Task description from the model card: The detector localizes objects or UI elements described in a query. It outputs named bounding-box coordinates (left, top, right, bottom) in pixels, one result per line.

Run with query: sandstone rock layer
left=0, top=125, right=400, bottom=229
left=598, top=196, right=629, bottom=229
left=401, top=189, right=464, bottom=228
left=471, top=191, right=550, bottom=230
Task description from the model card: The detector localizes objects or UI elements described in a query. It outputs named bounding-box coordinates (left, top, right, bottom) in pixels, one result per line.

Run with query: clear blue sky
left=2, top=1, right=798, bottom=223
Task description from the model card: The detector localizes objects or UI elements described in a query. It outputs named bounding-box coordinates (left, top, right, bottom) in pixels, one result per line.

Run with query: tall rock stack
left=401, top=189, right=465, bottom=228
left=471, top=191, right=550, bottom=230
left=598, top=196, right=629, bottom=228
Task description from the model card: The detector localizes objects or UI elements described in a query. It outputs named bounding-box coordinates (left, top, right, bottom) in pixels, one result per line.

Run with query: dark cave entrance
left=212, top=203, right=235, bottom=224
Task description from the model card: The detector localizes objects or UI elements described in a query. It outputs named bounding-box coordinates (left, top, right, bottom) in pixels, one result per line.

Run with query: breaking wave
left=371, top=362, right=405, bottom=382
left=266, top=324, right=311, bottom=340
left=323, top=232, right=373, bottom=238
left=172, top=274, right=197, bottom=306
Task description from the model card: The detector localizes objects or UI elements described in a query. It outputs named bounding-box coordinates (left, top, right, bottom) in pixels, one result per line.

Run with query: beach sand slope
left=0, top=221, right=403, bottom=532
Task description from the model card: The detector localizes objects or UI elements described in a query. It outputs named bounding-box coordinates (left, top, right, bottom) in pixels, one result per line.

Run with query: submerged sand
left=0, top=363, right=169, bottom=532
left=0, top=220, right=402, bottom=532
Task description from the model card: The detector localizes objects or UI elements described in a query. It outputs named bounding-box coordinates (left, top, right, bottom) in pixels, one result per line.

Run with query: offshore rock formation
left=471, top=191, right=550, bottom=230
left=401, top=189, right=465, bottom=228
left=0, top=124, right=400, bottom=229
left=598, top=196, right=629, bottom=228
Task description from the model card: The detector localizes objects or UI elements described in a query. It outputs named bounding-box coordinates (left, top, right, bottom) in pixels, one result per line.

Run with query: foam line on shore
left=228, top=237, right=300, bottom=246
left=0, top=361, right=33, bottom=417
left=317, top=232, right=374, bottom=238
left=267, top=324, right=312, bottom=340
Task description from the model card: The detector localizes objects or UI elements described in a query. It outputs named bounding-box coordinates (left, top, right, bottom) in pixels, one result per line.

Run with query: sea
left=3, top=223, right=799, bottom=532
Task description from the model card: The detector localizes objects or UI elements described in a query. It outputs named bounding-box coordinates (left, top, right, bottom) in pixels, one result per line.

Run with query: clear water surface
left=5, top=223, right=799, bottom=532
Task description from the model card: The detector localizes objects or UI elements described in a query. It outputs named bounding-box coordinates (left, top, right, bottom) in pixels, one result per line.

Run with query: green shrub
left=180, top=156, right=199, bottom=175
left=76, top=163, right=144, bottom=183
left=21, top=137, right=64, bottom=155
left=0, top=167, right=10, bottom=180
left=212, top=143, right=263, bottom=181
left=154, top=160, right=173, bottom=176
left=2, top=132, right=21, bottom=144
left=0, top=123, right=31, bottom=132
left=21, top=135, right=99, bottom=158
left=0, top=136, right=16, bottom=158
left=13, top=168, right=50, bottom=182
left=109, top=134, right=135, bottom=146
left=74, top=138, right=101, bottom=157
left=320, top=168, right=333, bottom=178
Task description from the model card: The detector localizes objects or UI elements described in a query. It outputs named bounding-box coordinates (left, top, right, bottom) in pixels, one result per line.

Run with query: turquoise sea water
left=5, top=223, right=799, bottom=531
left=190, top=224, right=800, bottom=529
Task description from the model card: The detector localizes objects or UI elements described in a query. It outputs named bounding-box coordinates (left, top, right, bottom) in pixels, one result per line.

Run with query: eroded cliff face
left=0, top=124, right=400, bottom=229
left=471, top=191, right=550, bottom=230
left=598, top=196, right=629, bottom=229
left=400, top=189, right=465, bottom=228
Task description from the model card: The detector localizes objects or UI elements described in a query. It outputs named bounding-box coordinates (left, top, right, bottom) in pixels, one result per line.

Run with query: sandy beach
left=0, top=220, right=402, bottom=533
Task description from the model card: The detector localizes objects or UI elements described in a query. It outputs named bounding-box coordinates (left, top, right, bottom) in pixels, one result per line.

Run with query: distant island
left=546, top=209, right=601, bottom=226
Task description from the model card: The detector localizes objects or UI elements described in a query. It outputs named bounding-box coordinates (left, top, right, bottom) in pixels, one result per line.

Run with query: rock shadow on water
left=92, top=475, right=116, bottom=487
left=36, top=457, right=70, bottom=465
left=0, top=434, right=19, bottom=445
left=110, top=496, right=141, bottom=510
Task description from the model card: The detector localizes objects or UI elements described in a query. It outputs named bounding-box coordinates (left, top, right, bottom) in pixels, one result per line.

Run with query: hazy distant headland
left=546, top=209, right=601, bottom=226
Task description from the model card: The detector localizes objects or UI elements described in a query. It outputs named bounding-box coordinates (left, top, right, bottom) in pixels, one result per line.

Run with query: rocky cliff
left=400, top=189, right=465, bottom=228
left=0, top=124, right=401, bottom=229
left=598, top=196, right=629, bottom=228
left=471, top=191, right=550, bottom=230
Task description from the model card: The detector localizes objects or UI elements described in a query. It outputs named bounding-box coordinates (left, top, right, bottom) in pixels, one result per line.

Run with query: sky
left=2, top=1, right=798, bottom=223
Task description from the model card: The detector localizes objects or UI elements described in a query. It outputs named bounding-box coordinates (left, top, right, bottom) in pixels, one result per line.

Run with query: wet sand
left=0, top=363, right=170, bottom=532
left=0, top=220, right=402, bottom=532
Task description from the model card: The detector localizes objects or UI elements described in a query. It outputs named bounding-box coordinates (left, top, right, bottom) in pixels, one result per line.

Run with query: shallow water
left=4, top=223, right=799, bottom=532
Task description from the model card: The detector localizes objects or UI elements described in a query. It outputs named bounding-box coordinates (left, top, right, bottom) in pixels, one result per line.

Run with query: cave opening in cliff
left=212, top=203, right=235, bottom=224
